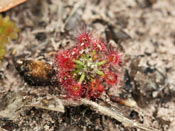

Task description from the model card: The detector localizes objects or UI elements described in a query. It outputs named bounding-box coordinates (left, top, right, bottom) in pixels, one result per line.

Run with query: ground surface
left=0, top=0, right=175, bottom=131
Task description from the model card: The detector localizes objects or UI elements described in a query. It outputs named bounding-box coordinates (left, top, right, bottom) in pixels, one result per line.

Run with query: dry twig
left=81, top=99, right=158, bottom=131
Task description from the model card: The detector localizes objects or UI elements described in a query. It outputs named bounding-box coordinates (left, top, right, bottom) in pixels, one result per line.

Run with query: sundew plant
left=55, top=32, right=123, bottom=99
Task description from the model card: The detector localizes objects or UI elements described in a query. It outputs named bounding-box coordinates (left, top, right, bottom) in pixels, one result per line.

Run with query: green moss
left=0, top=15, right=19, bottom=64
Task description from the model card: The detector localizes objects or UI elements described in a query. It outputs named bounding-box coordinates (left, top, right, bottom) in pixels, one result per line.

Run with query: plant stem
left=96, top=69, right=104, bottom=76
left=79, top=72, right=85, bottom=83
left=97, top=60, right=107, bottom=66
left=73, top=59, right=84, bottom=66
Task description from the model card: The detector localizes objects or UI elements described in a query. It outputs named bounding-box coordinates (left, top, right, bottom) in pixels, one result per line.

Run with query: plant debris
left=15, top=59, right=55, bottom=86
left=0, top=0, right=27, bottom=12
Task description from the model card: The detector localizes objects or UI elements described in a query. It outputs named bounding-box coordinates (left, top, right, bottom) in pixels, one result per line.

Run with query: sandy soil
left=0, top=0, right=175, bottom=131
